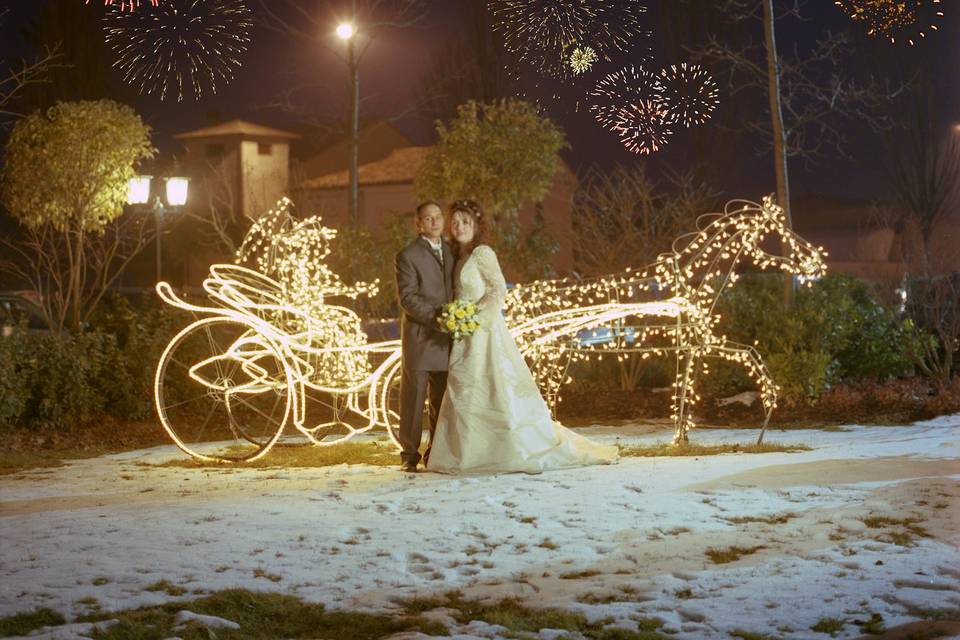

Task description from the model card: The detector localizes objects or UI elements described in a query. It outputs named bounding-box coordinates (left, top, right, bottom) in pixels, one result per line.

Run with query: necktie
left=433, top=245, right=443, bottom=265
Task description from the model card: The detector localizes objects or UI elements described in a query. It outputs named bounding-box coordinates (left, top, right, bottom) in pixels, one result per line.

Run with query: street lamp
left=127, top=174, right=190, bottom=282
left=336, top=18, right=360, bottom=228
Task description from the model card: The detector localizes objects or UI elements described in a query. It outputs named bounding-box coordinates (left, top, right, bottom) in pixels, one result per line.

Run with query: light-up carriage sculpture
left=153, top=197, right=825, bottom=462
left=154, top=198, right=405, bottom=462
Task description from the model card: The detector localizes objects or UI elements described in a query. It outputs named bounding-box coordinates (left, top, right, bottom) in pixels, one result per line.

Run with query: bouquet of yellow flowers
left=437, top=299, right=481, bottom=340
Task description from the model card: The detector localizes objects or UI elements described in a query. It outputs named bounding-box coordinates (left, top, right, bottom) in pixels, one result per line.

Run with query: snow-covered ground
left=1, top=415, right=958, bottom=639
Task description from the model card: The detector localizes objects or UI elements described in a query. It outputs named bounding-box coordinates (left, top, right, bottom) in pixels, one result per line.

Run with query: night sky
left=1, top=0, right=958, bottom=202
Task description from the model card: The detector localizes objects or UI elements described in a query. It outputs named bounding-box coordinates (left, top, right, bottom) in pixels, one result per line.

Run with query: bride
left=426, top=200, right=619, bottom=474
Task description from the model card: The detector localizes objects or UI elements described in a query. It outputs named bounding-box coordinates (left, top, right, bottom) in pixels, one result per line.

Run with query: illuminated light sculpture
left=589, top=65, right=673, bottom=155
left=835, top=0, right=943, bottom=45
left=504, top=197, right=827, bottom=445
left=658, top=63, right=720, bottom=128
left=155, top=197, right=826, bottom=462
left=104, top=0, right=252, bottom=101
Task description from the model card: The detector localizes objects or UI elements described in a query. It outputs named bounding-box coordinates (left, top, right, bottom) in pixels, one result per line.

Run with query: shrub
left=704, top=274, right=913, bottom=405
left=0, top=294, right=184, bottom=429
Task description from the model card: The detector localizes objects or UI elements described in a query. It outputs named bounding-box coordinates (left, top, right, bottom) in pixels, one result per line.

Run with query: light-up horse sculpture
left=154, top=197, right=825, bottom=462
left=504, top=197, right=827, bottom=445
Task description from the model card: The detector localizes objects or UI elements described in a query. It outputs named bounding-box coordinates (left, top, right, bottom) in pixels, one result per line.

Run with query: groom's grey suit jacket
left=396, top=236, right=455, bottom=371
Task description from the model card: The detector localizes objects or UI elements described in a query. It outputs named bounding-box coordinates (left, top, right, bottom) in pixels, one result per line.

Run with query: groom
left=395, top=201, right=455, bottom=472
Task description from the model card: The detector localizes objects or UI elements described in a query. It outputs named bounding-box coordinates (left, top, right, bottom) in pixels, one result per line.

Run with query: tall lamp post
left=127, top=175, right=190, bottom=282
left=337, top=18, right=360, bottom=228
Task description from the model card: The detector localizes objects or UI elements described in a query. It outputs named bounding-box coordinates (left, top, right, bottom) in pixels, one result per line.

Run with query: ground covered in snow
left=1, top=416, right=958, bottom=639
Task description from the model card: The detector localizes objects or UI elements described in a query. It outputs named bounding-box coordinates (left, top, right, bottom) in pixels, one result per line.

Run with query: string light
left=835, top=0, right=944, bottom=45
left=104, top=0, right=252, bottom=101
left=504, top=197, right=827, bottom=445
left=154, top=197, right=827, bottom=461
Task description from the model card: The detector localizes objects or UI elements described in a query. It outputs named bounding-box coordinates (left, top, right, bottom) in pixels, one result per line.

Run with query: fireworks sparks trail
left=589, top=65, right=672, bottom=155
left=490, top=0, right=650, bottom=79
left=87, top=0, right=159, bottom=11
left=658, top=63, right=719, bottom=127
left=835, top=0, right=944, bottom=45
left=104, top=0, right=252, bottom=101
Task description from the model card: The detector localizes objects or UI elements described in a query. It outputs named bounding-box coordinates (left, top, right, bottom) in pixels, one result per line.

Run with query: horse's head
left=741, top=197, right=828, bottom=284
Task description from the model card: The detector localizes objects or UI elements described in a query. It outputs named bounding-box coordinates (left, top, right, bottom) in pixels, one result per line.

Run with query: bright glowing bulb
left=127, top=175, right=151, bottom=204
left=165, top=177, right=189, bottom=206
left=336, top=22, right=355, bottom=40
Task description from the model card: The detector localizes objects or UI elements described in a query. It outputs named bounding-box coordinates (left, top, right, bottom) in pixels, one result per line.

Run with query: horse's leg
left=671, top=348, right=697, bottom=445
left=712, top=342, right=777, bottom=445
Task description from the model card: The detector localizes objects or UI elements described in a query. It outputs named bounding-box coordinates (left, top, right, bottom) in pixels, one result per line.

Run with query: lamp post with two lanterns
left=127, top=175, right=189, bottom=282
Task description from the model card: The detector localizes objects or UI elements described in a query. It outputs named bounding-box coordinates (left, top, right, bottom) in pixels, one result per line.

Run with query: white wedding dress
left=426, top=245, right=619, bottom=474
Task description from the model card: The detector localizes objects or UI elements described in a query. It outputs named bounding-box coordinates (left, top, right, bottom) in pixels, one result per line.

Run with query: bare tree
left=1, top=215, right=155, bottom=332
left=906, top=273, right=960, bottom=391
left=416, top=0, right=515, bottom=127
left=885, top=99, right=960, bottom=276
left=573, top=166, right=720, bottom=390
left=693, top=0, right=899, bottom=303
left=0, top=8, right=63, bottom=126
left=182, top=160, right=251, bottom=257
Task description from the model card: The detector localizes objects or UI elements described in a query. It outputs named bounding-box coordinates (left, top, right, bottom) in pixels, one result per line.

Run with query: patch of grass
left=810, top=617, right=845, bottom=635
left=252, top=568, right=282, bottom=582
left=536, top=538, right=558, bottom=550
left=92, top=577, right=110, bottom=586
left=77, top=588, right=447, bottom=639
left=0, top=608, right=66, bottom=636
left=397, top=592, right=669, bottom=639
left=144, top=580, right=187, bottom=597
left=820, top=425, right=851, bottom=432
left=860, top=514, right=932, bottom=546
left=560, top=569, right=602, bottom=580
left=0, top=449, right=111, bottom=476
left=155, top=441, right=397, bottom=469
left=705, top=545, right=765, bottom=564
left=855, top=613, right=885, bottom=634
left=724, top=513, right=796, bottom=525
left=618, top=442, right=810, bottom=458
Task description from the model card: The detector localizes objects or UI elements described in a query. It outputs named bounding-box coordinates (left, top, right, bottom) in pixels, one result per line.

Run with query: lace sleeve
left=473, top=245, right=507, bottom=324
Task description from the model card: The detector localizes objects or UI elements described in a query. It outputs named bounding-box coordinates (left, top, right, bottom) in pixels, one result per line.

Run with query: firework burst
left=104, top=0, right=252, bottom=101
left=87, top=0, right=159, bottom=11
left=569, top=45, right=597, bottom=75
left=658, top=63, right=719, bottom=127
left=490, top=0, right=650, bottom=79
left=835, top=0, right=944, bottom=45
left=589, top=65, right=672, bottom=155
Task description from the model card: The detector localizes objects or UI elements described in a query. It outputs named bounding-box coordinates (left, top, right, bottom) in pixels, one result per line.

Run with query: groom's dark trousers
left=395, top=236, right=454, bottom=466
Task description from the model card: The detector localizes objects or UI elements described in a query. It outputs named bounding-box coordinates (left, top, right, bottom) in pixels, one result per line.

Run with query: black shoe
left=401, top=462, right=418, bottom=473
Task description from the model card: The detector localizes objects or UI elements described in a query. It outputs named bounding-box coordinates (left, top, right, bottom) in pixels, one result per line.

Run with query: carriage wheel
left=382, top=360, right=403, bottom=450
left=155, top=316, right=293, bottom=462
